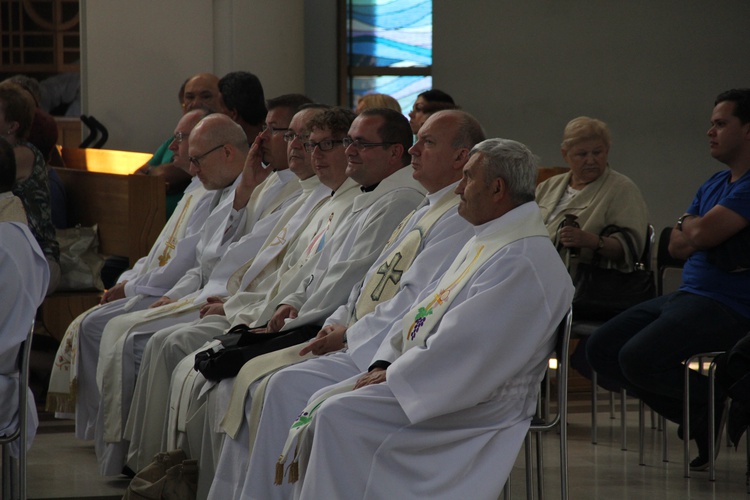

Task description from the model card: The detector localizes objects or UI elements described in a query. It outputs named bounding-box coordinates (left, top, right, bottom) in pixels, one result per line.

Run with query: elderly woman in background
left=536, top=116, right=649, bottom=387
left=536, top=116, right=649, bottom=273
left=354, top=93, right=402, bottom=114
left=0, top=81, right=60, bottom=294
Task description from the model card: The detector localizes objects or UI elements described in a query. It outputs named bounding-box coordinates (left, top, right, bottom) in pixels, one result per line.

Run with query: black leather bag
left=194, top=323, right=321, bottom=381
left=572, top=226, right=656, bottom=321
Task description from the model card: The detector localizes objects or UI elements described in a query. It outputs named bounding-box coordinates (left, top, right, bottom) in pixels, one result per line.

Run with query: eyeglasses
left=303, top=139, right=345, bottom=153
left=283, top=132, right=309, bottom=143
left=261, top=124, right=291, bottom=135
left=172, top=131, right=188, bottom=144
left=188, top=144, right=225, bottom=168
left=342, top=138, right=397, bottom=150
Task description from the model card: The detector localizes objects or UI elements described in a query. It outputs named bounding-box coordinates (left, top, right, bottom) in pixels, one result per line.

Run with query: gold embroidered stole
left=0, top=195, right=28, bottom=225
left=348, top=192, right=459, bottom=325
left=399, top=211, right=548, bottom=353
left=274, top=207, right=549, bottom=483
left=157, top=194, right=193, bottom=266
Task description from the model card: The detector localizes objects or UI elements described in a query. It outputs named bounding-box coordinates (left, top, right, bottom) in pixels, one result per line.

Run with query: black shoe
left=691, top=398, right=727, bottom=471
left=689, top=455, right=710, bottom=471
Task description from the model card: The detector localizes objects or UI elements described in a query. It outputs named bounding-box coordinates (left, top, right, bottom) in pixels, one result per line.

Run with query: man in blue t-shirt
left=587, top=88, right=750, bottom=470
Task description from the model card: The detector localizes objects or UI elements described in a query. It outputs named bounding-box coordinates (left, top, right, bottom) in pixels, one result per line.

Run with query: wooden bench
left=41, top=158, right=166, bottom=342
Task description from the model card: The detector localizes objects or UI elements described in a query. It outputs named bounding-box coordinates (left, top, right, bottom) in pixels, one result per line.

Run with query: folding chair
left=0, top=321, right=35, bottom=500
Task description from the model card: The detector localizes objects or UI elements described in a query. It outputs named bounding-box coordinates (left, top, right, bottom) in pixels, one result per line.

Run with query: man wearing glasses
left=211, top=109, right=485, bottom=500
left=123, top=103, right=333, bottom=475
left=80, top=114, right=249, bottom=475
left=92, top=97, right=314, bottom=474
left=47, top=108, right=215, bottom=439
left=125, top=107, right=425, bottom=492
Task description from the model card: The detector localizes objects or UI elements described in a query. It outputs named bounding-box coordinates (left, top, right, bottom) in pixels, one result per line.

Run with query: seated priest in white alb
left=209, top=109, right=485, bottom=500
left=92, top=96, right=312, bottom=475
left=282, top=138, right=574, bottom=500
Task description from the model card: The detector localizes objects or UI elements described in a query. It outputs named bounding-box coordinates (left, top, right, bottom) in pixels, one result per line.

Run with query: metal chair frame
left=683, top=351, right=726, bottom=481
left=574, top=224, right=655, bottom=448
left=521, top=308, right=573, bottom=500
left=0, top=321, right=35, bottom=500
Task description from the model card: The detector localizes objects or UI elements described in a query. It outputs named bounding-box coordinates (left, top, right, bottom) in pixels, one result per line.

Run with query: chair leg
left=560, top=414, right=569, bottom=500
left=684, top=361, right=692, bottom=478
left=525, top=433, right=534, bottom=500
left=661, top=416, right=669, bottom=463
left=535, top=433, right=544, bottom=500
left=639, top=399, right=645, bottom=465
left=708, top=361, right=718, bottom=482
left=503, top=473, right=512, bottom=500
left=621, top=389, right=627, bottom=451
left=2, top=445, right=10, bottom=500
left=591, top=371, right=598, bottom=444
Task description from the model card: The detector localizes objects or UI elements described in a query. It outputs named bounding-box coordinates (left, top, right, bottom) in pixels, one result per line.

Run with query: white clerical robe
left=46, top=176, right=213, bottom=438
left=0, top=222, right=49, bottom=457
left=86, top=176, right=241, bottom=447
left=292, top=202, right=574, bottom=500
left=119, top=177, right=210, bottom=289
left=92, top=171, right=301, bottom=474
left=154, top=167, right=424, bottom=496
left=119, top=176, right=345, bottom=474
left=208, top=184, right=473, bottom=500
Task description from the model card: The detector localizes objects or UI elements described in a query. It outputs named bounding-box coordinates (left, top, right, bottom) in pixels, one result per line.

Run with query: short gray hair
left=470, top=138, right=538, bottom=206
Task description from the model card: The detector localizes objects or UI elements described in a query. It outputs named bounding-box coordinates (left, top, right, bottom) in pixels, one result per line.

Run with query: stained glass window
left=344, top=0, right=432, bottom=114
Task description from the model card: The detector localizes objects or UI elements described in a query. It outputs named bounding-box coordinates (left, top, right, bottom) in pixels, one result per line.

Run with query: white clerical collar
left=298, top=175, right=321, bottom=192
left=473, top=201, right=540, bottom=239
left=425, top=181, right=460, bottom=207
left=0, top=191, right=14, bottom=201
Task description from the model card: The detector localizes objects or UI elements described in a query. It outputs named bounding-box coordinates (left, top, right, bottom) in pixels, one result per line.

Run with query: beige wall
left=80, top=0, right=305, bottom=154
left=81, top=1, right=750, bottom=232
left=432, top=1, right=750, bottom=231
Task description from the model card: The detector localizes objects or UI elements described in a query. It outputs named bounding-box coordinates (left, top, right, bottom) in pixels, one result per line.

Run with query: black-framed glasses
left=283, top=131, right=308, bottom=143
left=342, top=138, right=397, bottom=150
left=261, top=124, right=291, bottom=135
left=303, top=139, right=344, bottom=153
left=172, top=131, right=188, bottom=144
left=188, top=144, right=225, bottom=168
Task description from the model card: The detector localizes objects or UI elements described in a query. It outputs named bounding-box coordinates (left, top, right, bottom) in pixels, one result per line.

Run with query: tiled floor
left=14, top=398, right=750, bottom=499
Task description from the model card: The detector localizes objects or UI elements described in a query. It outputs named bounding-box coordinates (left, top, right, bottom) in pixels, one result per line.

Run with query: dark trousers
left=586, top=291, right=750, bottom=430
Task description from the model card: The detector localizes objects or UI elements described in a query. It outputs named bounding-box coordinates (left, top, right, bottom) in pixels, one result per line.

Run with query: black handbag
left=193, top=323, right=322, bottom=381
left=572, top=225, right=656, bottom=321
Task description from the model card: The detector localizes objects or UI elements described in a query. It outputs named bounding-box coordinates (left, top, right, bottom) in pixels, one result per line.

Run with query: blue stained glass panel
left=349, top=0, right=432, bottom=68
left=352, top=75, right=432, bottom=120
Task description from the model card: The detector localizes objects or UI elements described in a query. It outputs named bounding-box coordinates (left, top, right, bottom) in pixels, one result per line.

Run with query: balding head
left=188, top=114, right=248, bottom=190
left=183, top=73, right=224, bottom=113
left=408, top=110, right=485, bottom=194
left=169, top=108, right=211, bottom=173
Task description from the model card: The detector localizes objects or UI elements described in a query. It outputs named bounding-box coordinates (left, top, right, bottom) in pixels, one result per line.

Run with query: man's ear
left=390, top=143, right=405, bottom=162
left=493, top=177, right=506, bottom=200
left=453, top=148, right=469, bottom=169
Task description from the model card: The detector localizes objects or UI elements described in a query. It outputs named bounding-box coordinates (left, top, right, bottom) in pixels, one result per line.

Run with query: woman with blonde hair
left=536, top=116, right=648, bottom=274
left=354, top=93, right=401, bottom=114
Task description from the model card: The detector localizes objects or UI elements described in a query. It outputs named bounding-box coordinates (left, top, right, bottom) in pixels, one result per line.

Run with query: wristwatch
left=676, top=214, right=691, bottom=231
